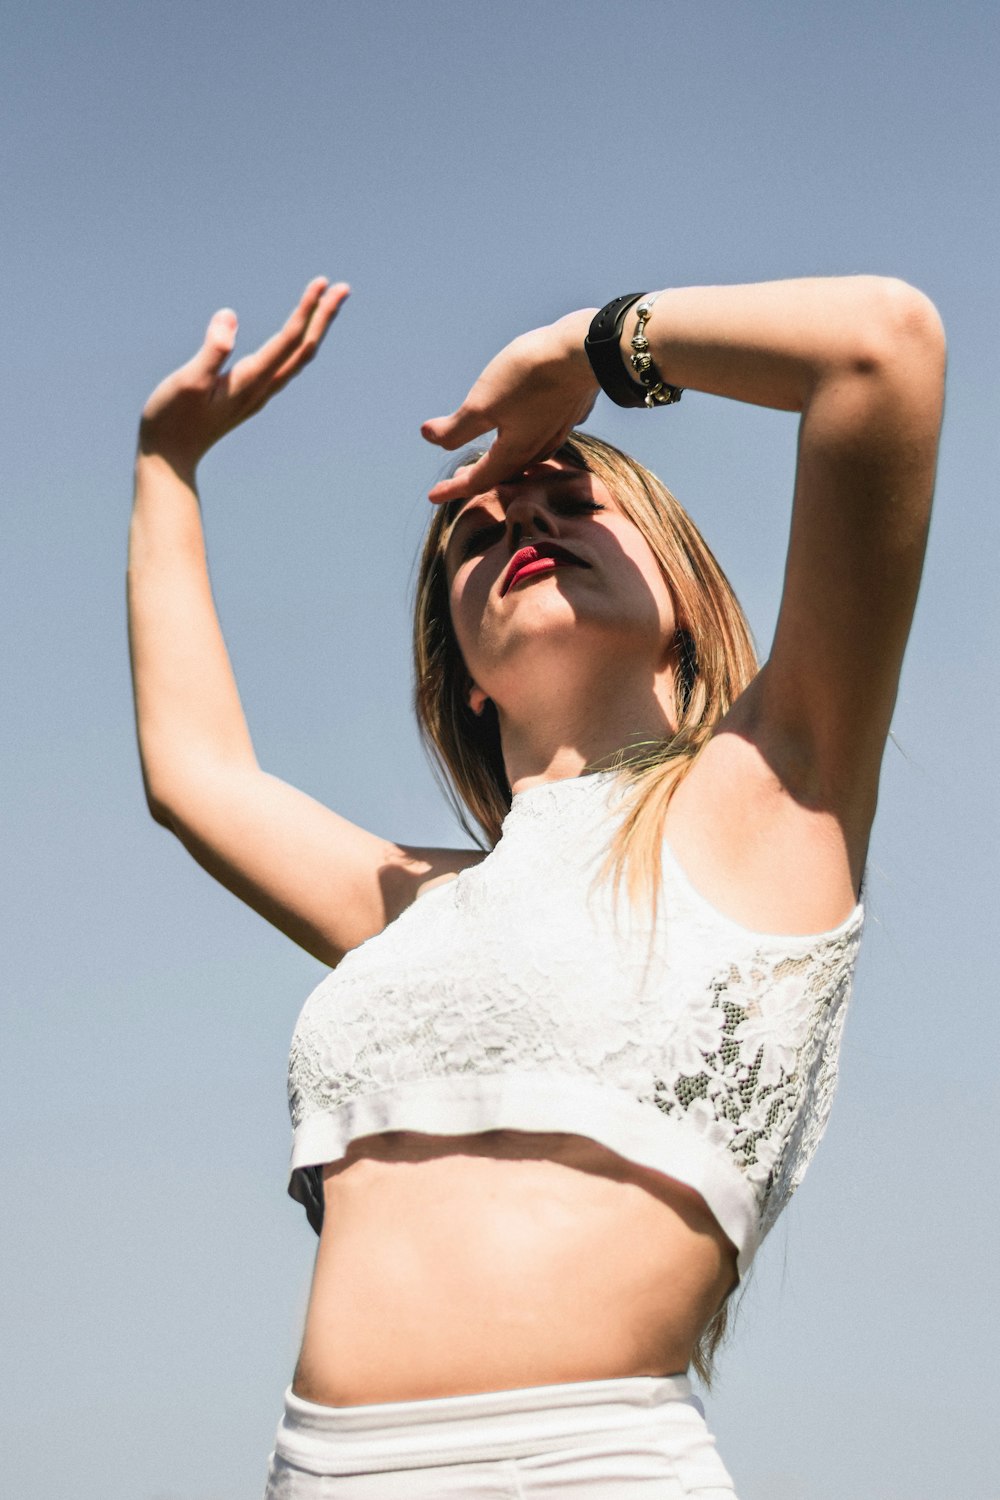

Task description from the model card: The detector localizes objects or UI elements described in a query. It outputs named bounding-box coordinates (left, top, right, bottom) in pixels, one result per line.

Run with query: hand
left=138, top=278, right=350, bottom=476
left=420, top=309, right=599, bottom=503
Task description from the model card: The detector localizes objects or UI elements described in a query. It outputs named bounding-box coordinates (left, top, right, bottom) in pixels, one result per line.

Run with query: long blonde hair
left=412, top=430, right=759, bottom=1381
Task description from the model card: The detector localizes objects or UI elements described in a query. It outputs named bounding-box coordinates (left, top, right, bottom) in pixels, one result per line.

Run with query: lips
left=500, top=544, right=589, bottom=597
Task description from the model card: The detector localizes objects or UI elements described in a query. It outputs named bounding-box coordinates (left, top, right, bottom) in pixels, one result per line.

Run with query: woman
left=129, top=274, right=945, bottom=1498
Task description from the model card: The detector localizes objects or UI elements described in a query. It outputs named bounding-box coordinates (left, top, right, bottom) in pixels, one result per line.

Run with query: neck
left=496, top=656, right=678, bottom=796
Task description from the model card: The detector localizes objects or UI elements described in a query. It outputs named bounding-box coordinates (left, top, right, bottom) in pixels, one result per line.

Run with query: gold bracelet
left=628, top=292, right=683, bottom=408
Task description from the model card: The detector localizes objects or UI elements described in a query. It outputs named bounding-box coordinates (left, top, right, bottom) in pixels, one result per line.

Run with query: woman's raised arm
left=129, top=280, right=482, bottom=967
left=422, top=276, right=946, bottom=864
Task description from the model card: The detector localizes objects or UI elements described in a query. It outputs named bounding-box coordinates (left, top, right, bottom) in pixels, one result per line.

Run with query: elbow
left=144, top=786, right=175, bottom=830
left=848, top=277, right=947, bottom=381
left=139, top=766, right=179, bottom=831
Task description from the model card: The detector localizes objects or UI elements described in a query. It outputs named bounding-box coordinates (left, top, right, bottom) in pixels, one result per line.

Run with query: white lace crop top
left=287, top=771, right=864, bottom=1278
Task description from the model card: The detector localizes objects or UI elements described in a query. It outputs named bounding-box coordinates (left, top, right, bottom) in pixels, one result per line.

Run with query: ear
left=468, top=683, right=490, bottom=717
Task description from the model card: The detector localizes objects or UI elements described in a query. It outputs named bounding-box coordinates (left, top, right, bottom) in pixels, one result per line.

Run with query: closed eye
left=551, top=496, right=604, bottom=519
left=460, top=520, right=506, bottom=559
left=456, top=492, right=605, bottom=561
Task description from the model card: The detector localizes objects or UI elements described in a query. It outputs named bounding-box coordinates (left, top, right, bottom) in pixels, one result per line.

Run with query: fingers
left=426, top=417, right=585, bottom=504
left=421, top=404, right=494, bottom=451
left=181, top=308, right=238, bottom=385
left=427, top=458, right=485, bottom=505
left=272, top=276, right=331, bottom=359
left=235, top=278, right=347, bottom=395
left=427, top=428, right=562, bottom=505
left=266, top=281, right=350, bottom=392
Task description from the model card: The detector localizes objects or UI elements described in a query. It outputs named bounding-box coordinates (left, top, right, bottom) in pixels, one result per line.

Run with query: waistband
left=274, top=1374, right=705, bottom=1475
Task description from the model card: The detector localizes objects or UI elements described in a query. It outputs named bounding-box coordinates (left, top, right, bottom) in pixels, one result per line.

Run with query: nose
left=504, top=495, right=557, bottom=552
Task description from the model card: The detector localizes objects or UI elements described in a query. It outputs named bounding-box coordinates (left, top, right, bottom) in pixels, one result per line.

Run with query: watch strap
left=584, top=294, right=649, bottom=408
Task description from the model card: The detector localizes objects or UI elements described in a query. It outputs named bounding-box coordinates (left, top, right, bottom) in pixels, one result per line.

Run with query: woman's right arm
left=129, top=280, right=482, bottom=967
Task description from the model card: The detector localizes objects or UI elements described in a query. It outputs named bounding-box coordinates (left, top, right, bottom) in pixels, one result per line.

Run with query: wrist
left=553, top=307, right=601, bottom=387
left=586, top=290, right=683, bottom=409
left=134, top=446, right=200, bottom=493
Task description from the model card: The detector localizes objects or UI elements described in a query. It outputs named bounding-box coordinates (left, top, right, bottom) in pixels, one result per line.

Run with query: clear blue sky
left=2, top=3, right=997, bottom=1498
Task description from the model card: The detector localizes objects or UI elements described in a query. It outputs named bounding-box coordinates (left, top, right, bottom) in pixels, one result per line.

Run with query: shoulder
left=403, top=846, right=487, bottom=907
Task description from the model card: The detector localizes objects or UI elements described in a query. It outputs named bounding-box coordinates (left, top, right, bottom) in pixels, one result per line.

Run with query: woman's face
left=443, top=459, right=679, bottom=711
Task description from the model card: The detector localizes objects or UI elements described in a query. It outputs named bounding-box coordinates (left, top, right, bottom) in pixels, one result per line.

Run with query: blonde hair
left=412, top=430, right=758, bottom=1382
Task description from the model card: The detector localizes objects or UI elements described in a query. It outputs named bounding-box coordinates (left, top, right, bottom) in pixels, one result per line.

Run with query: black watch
left=584, top=294, right=649, bottom=408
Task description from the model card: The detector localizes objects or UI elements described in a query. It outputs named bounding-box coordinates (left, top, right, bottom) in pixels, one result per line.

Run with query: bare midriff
left=292, top=1129, right=738, bottom=1408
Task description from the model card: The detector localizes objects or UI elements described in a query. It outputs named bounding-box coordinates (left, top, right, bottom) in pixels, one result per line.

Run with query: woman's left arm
left=422, top=276, right=946, bottom=825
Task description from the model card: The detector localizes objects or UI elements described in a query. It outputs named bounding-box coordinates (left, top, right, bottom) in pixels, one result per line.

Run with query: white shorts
left=262, top=1373, right=738, bottom=1498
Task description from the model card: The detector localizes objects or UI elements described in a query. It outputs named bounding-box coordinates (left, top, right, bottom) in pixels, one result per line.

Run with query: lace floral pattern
left=288, top=773, right=863, bottom=1250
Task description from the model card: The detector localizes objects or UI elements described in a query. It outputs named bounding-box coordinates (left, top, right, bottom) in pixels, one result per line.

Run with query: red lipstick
left=500, top=544, right=588, bottom=597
